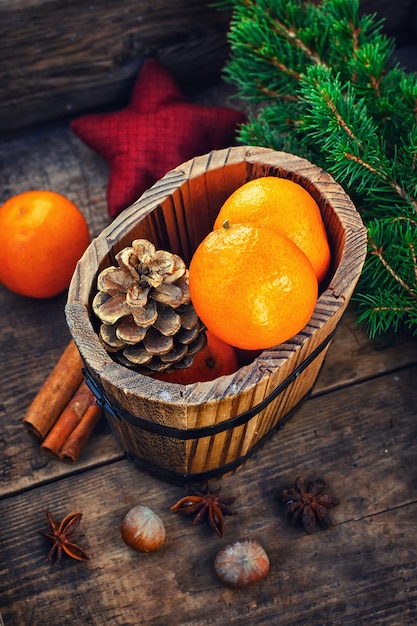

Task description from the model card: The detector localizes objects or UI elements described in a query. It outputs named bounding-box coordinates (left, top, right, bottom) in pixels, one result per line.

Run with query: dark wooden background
left=1, top=0, right=416, bottom=133
left=1, top=2, right=417, bottom=624
left=1, top=75, right=417, bottom=626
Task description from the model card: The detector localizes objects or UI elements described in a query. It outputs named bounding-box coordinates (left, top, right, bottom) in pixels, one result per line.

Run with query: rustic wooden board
left=1, top=365, right=417, bottom=625
left=2, top=288, right=416, bottom=499
left=0, top=124, right=110, bottom=235
left=1, top=0, right=414, bottom=133
left=2, top=78, right=417, bottom=624
left=315, top=307, right=417, bottom=392
left=0, top=82, right=239, bottom=213
left=2, top=118, right=415, bottom=498
left=0, top=0, right=231, bottom=133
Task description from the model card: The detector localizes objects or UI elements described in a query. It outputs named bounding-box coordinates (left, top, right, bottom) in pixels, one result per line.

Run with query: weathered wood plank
left=0, top=0, right=414, bottom=133
left=0, top=0, right=231, bottom=133
left=0, top=124, right=110, bottom=235
left=1, top=365, right=417, bottom=625
left=1, top=117, right=417, bottom=498
left=2, top=293, right=416, bottom=499
left=2, top=51, right=417, bottom=626
left=315, top=307, right=417, bottom=392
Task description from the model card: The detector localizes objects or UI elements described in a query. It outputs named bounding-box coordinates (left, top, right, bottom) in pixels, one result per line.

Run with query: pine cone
left=92, top=239, right=206, bottom=373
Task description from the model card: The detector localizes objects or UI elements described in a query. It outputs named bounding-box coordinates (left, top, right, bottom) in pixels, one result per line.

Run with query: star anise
left=39, top=510, right=90, bottom=564
left=170, top=485, right=237, bottom=537
left=281, top=476, right=340, bottom=534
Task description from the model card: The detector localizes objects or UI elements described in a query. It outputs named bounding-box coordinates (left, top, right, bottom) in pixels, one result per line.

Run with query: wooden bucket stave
left=66, top=146, right=367, bottom=484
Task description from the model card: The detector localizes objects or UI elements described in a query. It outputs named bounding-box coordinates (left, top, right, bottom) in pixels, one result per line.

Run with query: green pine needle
left=217, top=0, right=417, bottom=339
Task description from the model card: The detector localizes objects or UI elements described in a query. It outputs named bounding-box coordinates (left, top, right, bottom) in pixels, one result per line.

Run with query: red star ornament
left=71, top=59, right=246, bottom=218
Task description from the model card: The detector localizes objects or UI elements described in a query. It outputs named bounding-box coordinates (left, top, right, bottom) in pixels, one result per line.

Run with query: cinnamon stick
left=40, top=380, right=96, bottom=460
left=23, top=340, right=84, bottom=441
left=59, top=403, right=103, bottom=463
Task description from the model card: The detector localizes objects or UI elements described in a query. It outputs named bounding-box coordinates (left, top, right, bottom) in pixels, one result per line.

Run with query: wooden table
left=1, top=114, right=417, bottom=626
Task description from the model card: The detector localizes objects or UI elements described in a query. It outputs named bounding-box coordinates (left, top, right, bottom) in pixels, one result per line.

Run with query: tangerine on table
left=0, top=190, right=90, bottom=299
left=189, top=222, right=318, bottom=351
left=213, top=176, right=331, bottom=283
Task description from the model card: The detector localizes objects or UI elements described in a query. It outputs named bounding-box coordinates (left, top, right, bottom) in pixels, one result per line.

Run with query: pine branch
left=218, top=0, right=417, bottom=339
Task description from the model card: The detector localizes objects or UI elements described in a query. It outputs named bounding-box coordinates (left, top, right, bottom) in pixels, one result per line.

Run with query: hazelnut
left=121, top=505, right=165, bottom=553
left=214, top=538, right=270, bottom=588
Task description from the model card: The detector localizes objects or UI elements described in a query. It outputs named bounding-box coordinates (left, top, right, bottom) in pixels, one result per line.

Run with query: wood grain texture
left=1, top=366, right=417, bottom=625
left=2, top=97, right=417, bottom=625
left=0, top=0, right=414, bottom=134
left=66, top=146, right=367, bottom=480
left=0, top=0, right=231, bottom=133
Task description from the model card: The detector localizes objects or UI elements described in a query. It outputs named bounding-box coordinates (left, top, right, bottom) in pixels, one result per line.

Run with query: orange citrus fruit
left=189, top=222, right=318, bottom=350
left=213, top=176, right=331, bottom=283
left=152, top=330, right=239, bottom=384
left=0, top=190, right=90, bottom=298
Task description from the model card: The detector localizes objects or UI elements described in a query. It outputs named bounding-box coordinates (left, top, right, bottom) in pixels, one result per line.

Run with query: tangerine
left=0, top=190, right=90, bottom=299
left=189, top=222, right=318, bottom=351
left=213, top=176, right=331, bottom=283
left=152, top=330, right=239, bottom=384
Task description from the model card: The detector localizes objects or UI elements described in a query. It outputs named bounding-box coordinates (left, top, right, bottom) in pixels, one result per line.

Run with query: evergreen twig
left=216, top=0, right=417, bottom=338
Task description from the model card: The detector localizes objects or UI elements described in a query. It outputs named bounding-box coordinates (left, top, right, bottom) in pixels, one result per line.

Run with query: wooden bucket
left=66, top=146, right=367, bottom=484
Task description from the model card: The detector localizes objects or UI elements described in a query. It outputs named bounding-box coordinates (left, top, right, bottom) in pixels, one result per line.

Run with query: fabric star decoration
left=71, top=58, right=246, bottom=218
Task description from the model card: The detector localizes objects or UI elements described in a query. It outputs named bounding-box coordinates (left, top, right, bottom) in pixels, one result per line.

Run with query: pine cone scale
left=151, top=283, right=188, bottom=307
left=97, top=266, right=132, bottom=293
left=153, top=307, right=182, bottom=336
left=93, top=292, right=132, bottom=324
left=93, top=239, right=206, bottom=373
left=116, top=316, right=148, bottom=344
left=130, top=300, right=158, bottom=327
left=126, top=282, right=150, bottom=307
left=143, top=328, right=174, bottom=355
